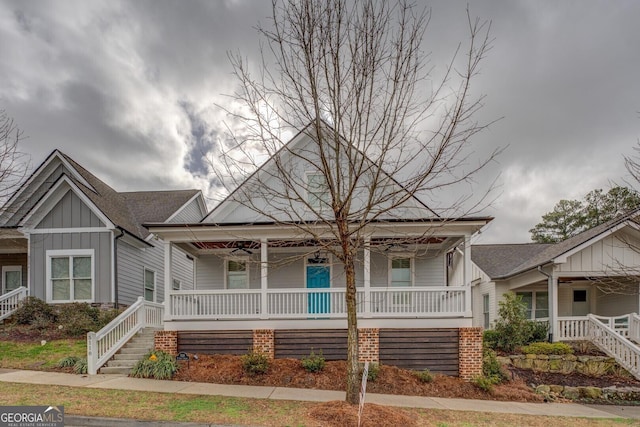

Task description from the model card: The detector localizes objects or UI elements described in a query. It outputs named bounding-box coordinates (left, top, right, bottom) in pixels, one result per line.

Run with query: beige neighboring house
left=462, top=211, right=640, bottom=342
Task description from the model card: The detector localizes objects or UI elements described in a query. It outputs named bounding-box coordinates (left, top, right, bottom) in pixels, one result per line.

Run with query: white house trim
left=18, top=176, right=115, bottom=230
left=45, top=249, right=95, bottom=303
left=164, top=191, right=206, bottom=223
left=27, top=227, right=112, bottom=234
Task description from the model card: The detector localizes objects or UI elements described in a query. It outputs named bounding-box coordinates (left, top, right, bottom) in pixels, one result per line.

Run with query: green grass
left=167, top=396, right=250, bottom=421
left=0, top=339, right=86, bottom=369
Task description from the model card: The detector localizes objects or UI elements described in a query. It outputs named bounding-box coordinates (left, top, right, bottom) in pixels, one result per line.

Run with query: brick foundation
left=358, top=328, right=379, bottom=363
left=458, top=327, right=483, bottom=381
left=253, top=329, right=275, bottom=359
left=154, top=330, right=178, bottom=356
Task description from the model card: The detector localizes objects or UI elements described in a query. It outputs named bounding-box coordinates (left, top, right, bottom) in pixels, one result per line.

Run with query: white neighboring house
left=460, top=212, right=640, bottom=341
left=147, top=124, right=491, bottom=377
left=0, top=150, right=207, bottom=308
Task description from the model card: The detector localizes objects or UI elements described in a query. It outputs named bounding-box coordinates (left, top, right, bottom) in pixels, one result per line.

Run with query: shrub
left=12, top=297, right=56, bottom=326
left=362, top=362, right=380, bottom=382
left=73, top=358, right=88, bottom=374
left=55, top=303, right=103, bottom=336
left=131, top=351, right=178, bottom=380
left=415, top=368, right=433, bottom=383
left=520, top=342, right=573, bottom=355
left=57, top=356, right=81, bottom=369
left=482, top=348, right=508, bottom=382
left=241, top=350, right=270, bottom=375
left=492, top=292, right=549, bottom=352
left=301, top=350, right=325, bottom=373
left=483, top=329, right=500, bottom=350
left=472, top=375, right=500, bottom=392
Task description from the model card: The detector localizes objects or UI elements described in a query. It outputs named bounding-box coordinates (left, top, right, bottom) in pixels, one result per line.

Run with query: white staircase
left=98, top=328, right=158, bottom=375
left=0, top=287, right=28, bottom=321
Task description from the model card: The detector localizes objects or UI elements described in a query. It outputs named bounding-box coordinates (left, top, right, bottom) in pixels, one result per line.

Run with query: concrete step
left=112, top=353, right=147, bottom=361
left=99, top=366, right=132, bottom=375
left=105, top=359, right=140, bottom=368
left=117, top=346, right=153, bottom=355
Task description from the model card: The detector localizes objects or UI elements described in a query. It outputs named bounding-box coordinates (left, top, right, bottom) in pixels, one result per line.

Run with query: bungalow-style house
left=147, top=124, right=490, bottom=378
left=0, top=150, right=207, bottom=309
left=467, top=211, right=640, bottom=340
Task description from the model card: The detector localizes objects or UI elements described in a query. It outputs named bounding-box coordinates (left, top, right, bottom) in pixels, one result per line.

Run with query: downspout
left=113, top=228, right=125, bottom=309
left=537, top=266, right=553, bottom=342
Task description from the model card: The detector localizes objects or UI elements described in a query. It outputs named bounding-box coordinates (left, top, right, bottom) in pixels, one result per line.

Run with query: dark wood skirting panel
left=379, top=328, right=459, bottom=375
left=275, top=329, right=348, bottom=360
left=178, top=331, right=253, bottom=355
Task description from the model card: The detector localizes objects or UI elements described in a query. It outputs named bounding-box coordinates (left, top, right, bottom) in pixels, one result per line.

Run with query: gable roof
left=473, top=209, right=640, bottom=279
left=7, top=150, right=201, bottom=240
left=203, top=122, right=440, bottom=224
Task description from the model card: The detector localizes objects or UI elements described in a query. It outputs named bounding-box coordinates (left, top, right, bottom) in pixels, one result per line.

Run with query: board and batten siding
left=167, top=197, right=204, bottom=223
left=29, top=232, right=111, bottom=302
left=558, top=231, right=640, bottom=274
left=117, top=240, right=165, bottom=305
left=36, top=190, right=105, bottom=229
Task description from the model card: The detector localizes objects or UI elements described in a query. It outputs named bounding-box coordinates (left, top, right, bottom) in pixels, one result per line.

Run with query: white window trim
left=387, top=254, right=415, bottom=287
left=144, top=268, right=156, bottom=302
left=304, top=252, right=332, bottom=289
left=224, top=257, right=250, bottom=289
left=2, top=265, right=22, bottom=293
left=305, top=171, right=329, bottom=211
left=482, top=293, right=490, bottom=329
left=516, top=290, right=549, bottom=320
left=45, top=249, right=95, bottom=303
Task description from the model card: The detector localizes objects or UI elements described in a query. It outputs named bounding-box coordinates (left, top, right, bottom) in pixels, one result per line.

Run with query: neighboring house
left=464, top=211, right=640, bottom=341
left=147, top=124, right=491, bottom=378
left=0, top=150, right=207, bottom=307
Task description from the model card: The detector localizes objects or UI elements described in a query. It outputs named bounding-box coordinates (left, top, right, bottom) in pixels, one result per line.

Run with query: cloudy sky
left=1, top=0, right=639, bottom=243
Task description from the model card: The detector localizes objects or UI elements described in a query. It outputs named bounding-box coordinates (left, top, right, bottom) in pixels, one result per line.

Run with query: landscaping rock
left=562, top=386, right=581, bottom=399
left=580, top=386, right=602, bottom=399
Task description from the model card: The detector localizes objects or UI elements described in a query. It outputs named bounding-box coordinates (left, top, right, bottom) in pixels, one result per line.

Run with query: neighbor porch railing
left=556, top=314, right=640, bottom=380
left=0, top=286, right=28, bottom=321
left=168, top=286, right=468, bottom=320
left=87, top=297, right=164, bottom=375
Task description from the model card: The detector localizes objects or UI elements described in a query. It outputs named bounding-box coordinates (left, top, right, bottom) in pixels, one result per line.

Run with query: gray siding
left=0, top=253, right=27, bottom=293
left=117, top=240, right=165, bottom=305
left=36, top=190, right=105, bottom=229
left=371, top=251, right=444, bottom=287
left=29, top=232, right=112, bottom=302
left=171, top=245, right=194, bottom=290
left=168, top=197, right=204, bottom=223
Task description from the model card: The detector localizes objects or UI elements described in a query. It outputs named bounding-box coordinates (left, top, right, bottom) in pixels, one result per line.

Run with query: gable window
left=47, top=250, right=93, bottom=302
left=482, top=294, right=490, bottom=329
left=2, top=266, right=22, bottom=293
left=307, top=173, right=329, bottom=210
left=144, top=269, right=156, bottom=302
left=227, top=259, right=248, bottom=289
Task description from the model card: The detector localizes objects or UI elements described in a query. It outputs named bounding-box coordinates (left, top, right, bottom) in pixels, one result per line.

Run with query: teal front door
left=307, top=265, right=330, bottom=314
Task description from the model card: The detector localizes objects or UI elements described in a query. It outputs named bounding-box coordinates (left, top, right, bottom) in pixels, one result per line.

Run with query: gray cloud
left=0, top=0, right=639, bottom=242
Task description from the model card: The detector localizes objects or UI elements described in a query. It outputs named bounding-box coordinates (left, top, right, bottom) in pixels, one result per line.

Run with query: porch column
left=363, top=237, right=371, bottom=318
left=260, top=238, right=268, bottom=319
left=163, top=240, right=173, bottom=321
left=549, top=273, right=559, bottom=342
left=463, top=235, right=472, bottom=316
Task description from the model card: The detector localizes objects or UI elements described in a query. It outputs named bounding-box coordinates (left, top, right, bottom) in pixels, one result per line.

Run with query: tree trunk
left=344, top=249, right=360, bottom=404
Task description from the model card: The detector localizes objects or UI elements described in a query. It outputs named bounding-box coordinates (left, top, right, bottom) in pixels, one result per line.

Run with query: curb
left=64, top=415, right=241, bottom=427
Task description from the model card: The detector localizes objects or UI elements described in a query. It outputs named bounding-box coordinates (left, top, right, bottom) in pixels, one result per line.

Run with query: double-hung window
left=47, top=250, right=93, bottom=302
left=144, top=269, right=156, bottom=302
left=390, top=257, right=413, bottom=307
left=307, top=173, right=329, bottom=210
left=516, top=291, right=549, bottom=319
left=2, top=266, right=22, bottom=293
left=482, top=294, right=490, bottom=329
left=227, top=259, right=248, bottom=289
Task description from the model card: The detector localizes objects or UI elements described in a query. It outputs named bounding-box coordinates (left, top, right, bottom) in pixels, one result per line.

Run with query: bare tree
left=0, top=109, right=29, bottom=211
left=212, top=0, right=497, bottom=404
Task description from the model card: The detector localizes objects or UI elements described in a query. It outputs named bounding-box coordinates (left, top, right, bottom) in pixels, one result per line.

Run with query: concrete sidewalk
left=1, top=368, right=639, bottom=421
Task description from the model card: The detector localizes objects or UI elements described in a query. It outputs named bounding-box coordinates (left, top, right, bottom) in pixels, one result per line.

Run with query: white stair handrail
left=87, top=297, right=164, bottom=375
left=587, top=314, right=640, bottom=380
left=0, top=286, right=28, bottom=321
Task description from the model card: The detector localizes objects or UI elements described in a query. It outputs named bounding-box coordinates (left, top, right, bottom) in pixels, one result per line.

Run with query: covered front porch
left=152, top=221, right=482, bottom=330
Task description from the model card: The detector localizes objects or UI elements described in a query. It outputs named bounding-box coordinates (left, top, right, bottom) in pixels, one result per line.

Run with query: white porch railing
left=168, top=286, right=468, bottom=320
left=87, top=297, right=164, bottom=375
left=556, top=314, right=640, bottom=380
left=0, top=286, right=28, bottom=321
left=587, top=314, right=640, bottom=379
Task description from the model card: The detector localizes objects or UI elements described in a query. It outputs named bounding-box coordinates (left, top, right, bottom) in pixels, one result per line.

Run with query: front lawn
left=0, top=339, right=86, bottom=370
